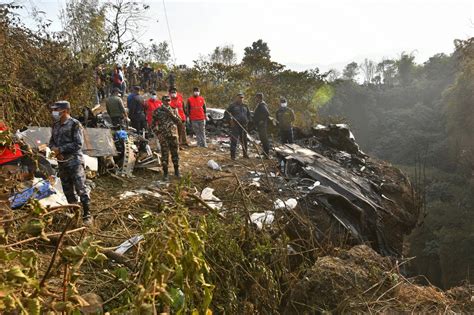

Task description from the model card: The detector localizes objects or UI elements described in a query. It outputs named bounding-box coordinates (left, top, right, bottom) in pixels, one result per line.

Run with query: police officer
left=127, top=86, right=146, bottom=132
left=48, top=101, right=92, bottom=225
left=224, top=93, right=251, bottom=160
left=152, top=95, right=182, bottom=180
left=253, top=92, right=270, bottom=157
left=276, top=97, right=295, bottom=144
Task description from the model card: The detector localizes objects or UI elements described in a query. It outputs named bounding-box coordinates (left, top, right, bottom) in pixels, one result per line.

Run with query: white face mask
left=193, top=91, right=200, bottom=96
left=52, top=111, right=61, bottom=121
left=151, top=95, right=157, bottom=100
left=171, top=93, right=177, bottom=98
left=281, top=102, right=288, bottom=108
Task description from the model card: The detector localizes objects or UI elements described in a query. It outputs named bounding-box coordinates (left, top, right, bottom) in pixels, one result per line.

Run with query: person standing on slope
left=253, top=92, right=271, bottom=158
left=276, top=97, right=295, bottom=144
left=186, top=87, right=207, bottom=147
left=224, top=93, right=251, bottom=160
left=169, top=87, right=188, bottom=147
left=152, top=95, right=182, bottom=180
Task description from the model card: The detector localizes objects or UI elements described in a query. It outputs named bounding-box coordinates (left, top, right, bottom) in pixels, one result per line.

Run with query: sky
left=16, top=0, right=474, bottom=71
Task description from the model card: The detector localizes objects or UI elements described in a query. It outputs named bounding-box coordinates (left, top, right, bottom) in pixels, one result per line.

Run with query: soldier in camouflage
left=48, top=101, right=92, bottom=225
left=152, top=95, right=182, bottom=180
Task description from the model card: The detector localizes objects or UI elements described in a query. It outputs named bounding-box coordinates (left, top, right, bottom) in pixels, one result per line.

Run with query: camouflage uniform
left=152, top=104, right=182, bottom=178
left=48, top=117, right=91, bottom=218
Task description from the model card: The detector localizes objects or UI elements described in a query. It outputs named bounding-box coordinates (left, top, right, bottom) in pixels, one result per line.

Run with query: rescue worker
left=48, top=101, right=92, bottom=225
left=169, top=87, right=187, bottom=146
left=224, top=93, right=251, bottom=160
left=145, top=91, right=162, bottom=127
left=276, top=97, right=295, bottom=144
left=253, top=92, right=270, bottom=157
left=186, top=87, right=207, bottom=147
left=127, top=86, right=147, bottom=133
left=152, top=95, right=182, bottom=180
left=105, top=87, right=127, bottom=126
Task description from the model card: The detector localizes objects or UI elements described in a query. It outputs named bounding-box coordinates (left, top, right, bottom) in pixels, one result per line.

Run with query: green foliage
left=0, top=4, right=95, bottom=128
left=176, top=39, right=325, bottom=131
left=320, top=40, right=473, bottom=289
left=342, top=61, right=359, bottom=80
left=445, top=38, right=474, bottom=172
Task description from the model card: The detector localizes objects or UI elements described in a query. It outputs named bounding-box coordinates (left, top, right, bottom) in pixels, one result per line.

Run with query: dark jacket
left=225, top=102, right=251, bottom=126
left=253, top=101, right=270, bottom=128
left=276, top=106, right=295, bottom=130
left=127, top=94, right=146, bottom=119
left=49, top=117, right=84, bottom=166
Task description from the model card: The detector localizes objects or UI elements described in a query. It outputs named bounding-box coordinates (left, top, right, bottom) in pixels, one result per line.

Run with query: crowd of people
left=95, top=63, right=176, bottom=104
left=43, top=82, right=296, bottom=226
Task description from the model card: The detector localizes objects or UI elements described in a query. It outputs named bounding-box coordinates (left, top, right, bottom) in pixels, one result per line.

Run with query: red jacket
left=187, top=96, right=206, bottom=121
left=0, top=122, right=23, bottom=165
left=170, top=94, right=186, bottom=121
left=145, top=98, right=162, bottom=126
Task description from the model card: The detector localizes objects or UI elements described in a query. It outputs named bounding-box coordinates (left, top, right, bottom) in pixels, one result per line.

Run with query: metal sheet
left=20, top=127, right=117, bottom=157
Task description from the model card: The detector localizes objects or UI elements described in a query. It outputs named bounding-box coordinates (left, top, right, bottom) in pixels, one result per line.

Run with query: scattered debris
left=119, top=189, right=161, bottom=199
left=274, top=198, right=298, bottom=210
left=114, top=235, right=144, bottom=255
left=250, top=211, right=275, bottom=229
left=207, top=159, right=222, bottom=171
left=275, top=130, right=418, bottom=256
left=200, top=187, right=223, bottom=210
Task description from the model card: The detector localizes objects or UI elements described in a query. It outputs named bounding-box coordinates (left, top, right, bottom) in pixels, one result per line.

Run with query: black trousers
left=280, top=128, right=294, bottom=144
left=257, top=126, right=270, bottom=156
left=230, top=124, right=248, bottom=158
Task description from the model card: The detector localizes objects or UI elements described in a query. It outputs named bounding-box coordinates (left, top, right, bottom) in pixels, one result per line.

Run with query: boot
left=174, top=165, right=181, bottom=178
left=162, top=166, right=169, bottom=181
left=82, top=203, right=93, bottom=226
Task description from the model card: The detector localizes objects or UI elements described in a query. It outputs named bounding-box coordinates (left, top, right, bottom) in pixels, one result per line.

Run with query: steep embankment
left=1, top=128, right=472, bottom=313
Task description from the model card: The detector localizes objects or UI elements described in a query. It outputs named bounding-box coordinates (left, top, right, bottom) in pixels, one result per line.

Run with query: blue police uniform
left=49, top=115, right=91, bottom=219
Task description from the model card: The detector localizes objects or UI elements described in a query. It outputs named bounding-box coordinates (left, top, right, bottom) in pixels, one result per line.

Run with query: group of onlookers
left=95, top=63, right=176, bottom=104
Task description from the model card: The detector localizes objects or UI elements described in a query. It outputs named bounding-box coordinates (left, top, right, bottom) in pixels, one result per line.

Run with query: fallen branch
left=1, top=227, right=87, bottom=248
left=185, top=192, right=225, bottom=219
left=40, top=213, right=77, bottom=287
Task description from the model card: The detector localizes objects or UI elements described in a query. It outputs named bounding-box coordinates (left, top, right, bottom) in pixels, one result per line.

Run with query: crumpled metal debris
left=274, top=124, right=418, bottom=257
left=114, top=235, right=144, bottom=255
left=19, top=127, right=117, bottom=157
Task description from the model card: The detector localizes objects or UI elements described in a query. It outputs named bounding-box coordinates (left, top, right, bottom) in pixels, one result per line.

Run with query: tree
left=210, top=45, right=237, bottom=66
left=60, top=0, right=107, bottom=64
left=327, top=68, right=341, bottom=82
left=342, top=62, right=359, bottom=81
left=360, top=58, right=375, bottom=84
left=242, top=39, right=271, bottom=68
left=396, top=52, right=416, bottom=86
left=149, top=41, right=171, bottom=64
left=61, top=0, right=150, bottom=65
left=445, top=38, right=474, bottom=170
left=376, top=59, right=397, bottom=86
